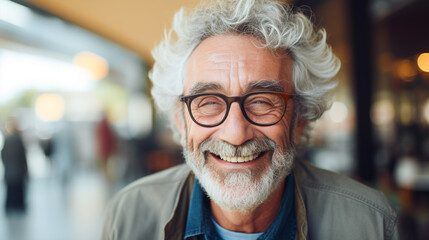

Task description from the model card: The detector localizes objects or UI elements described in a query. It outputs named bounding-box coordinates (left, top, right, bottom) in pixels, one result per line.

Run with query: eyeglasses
left=180, top=91, right=293, bottom=127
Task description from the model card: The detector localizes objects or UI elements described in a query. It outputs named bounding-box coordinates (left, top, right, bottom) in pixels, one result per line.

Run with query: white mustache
left=199, top=138, right=277, bottom=158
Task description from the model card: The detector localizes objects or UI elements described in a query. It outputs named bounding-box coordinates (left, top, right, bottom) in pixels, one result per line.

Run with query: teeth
left=218, top=153, right=259, bottom=163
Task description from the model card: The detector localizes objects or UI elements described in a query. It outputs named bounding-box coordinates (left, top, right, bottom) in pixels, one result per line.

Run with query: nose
left=216, top=102, right=254, bottom=146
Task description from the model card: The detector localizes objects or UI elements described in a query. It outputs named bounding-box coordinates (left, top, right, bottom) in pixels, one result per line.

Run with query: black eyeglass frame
left=180, top=91, right=294, bottom=127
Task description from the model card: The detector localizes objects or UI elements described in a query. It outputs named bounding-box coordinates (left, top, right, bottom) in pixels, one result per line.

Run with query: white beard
left=183, top=138, right=295, bottom=212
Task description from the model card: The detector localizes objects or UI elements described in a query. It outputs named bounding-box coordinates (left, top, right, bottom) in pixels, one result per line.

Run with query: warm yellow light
left=35, top=94, right=65, bottom=121
left=396, top=59, right=416, bottom=82
left=328, top=101, right=348, bottom=123
left=371, top=99, right=395, bottom=126
left=417, top=53, right=429, bottom=72
left=73, top=52, right=109, bottom=80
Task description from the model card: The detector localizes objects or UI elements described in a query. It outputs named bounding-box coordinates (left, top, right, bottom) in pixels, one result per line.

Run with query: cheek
left=268, top=122, right=290, bottom=152
left=279, top=102, right=296, bottom=148
left=185, top=116, right=215, bottom=152
left=261, top=110, right=293, bottom=153
left=279, top=120, right=290, bottom=150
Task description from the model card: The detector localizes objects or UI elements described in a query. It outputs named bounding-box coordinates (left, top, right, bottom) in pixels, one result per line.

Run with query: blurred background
left=0, top=0, right=428, bottom=239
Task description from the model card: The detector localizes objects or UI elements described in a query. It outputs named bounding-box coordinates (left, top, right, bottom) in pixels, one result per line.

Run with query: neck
left=210, top=179, right=285, bottom=233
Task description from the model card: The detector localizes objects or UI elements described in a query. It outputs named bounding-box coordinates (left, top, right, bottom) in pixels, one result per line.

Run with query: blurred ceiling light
left=0, top=0, right=32, bottom=28
left=395, top=59, right=417, bottom=82
left=0, top=49, right=95, bottom=103
left=73, top=52, right=109, bottom=80
left=328, top=101, right=348, bottom=123
left=417, top=53, right=429, bottom=72
left=423, top=99, right=429, bottom=124
left=371, top=99, right=395, bottom=126
left=35, top=94, right=65, bottom=122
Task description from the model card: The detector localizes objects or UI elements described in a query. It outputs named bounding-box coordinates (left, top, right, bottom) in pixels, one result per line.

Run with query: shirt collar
left=184, top=174, right=296, bottom=240
left=184, top=179, right=219, bottom=239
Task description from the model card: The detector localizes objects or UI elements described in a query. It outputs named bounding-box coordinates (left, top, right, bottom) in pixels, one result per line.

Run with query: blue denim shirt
left=184, top=174, right=296, bottom=240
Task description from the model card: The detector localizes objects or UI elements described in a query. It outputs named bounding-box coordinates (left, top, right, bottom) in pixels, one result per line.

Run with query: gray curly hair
left=149, top=0, right=340, bottom=142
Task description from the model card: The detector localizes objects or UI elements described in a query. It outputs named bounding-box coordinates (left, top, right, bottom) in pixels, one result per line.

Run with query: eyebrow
left=245, top=79, right=285, bottom=92
left=188, top=82, right=224, bottom=94
left=187, top=79, right=285, bottom=95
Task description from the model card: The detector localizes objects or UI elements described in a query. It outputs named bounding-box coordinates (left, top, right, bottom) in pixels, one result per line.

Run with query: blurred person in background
left=101, top=0, right=398, bottom=239
left=1, top=117, right=28, bottom=213
left=96, top=113, right=118, bottom=181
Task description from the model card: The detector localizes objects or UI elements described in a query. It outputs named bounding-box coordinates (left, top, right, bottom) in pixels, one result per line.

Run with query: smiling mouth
left=210, top=152, right=266, bottom=163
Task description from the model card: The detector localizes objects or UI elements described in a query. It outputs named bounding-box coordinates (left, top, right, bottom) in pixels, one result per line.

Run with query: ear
left=174, top=107, right=187, bottom=147
left=293, top=119, right=307, bottom=146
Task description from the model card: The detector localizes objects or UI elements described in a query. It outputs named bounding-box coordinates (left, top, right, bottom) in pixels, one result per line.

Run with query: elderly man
left=101, top=0, right=398, bottom=239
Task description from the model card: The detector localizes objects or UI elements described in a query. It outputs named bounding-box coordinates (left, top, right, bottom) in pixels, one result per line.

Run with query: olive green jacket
left=101, top=160, right=398, bottom=240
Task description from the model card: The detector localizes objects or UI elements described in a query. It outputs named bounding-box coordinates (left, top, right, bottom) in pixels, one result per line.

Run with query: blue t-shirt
left=211, top=218, right=263, bottom=240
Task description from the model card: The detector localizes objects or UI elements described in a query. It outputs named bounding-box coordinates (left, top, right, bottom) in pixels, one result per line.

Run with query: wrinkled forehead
left=183, top=34, right=294, bottom=95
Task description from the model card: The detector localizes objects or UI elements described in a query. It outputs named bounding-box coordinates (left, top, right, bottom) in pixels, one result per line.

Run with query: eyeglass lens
left=189, top=93, right=286, bottom=126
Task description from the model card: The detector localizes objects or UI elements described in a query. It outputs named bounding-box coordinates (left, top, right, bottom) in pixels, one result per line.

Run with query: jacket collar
left=164, top=172, right=195, bottom=239
left=293, top=168, right=308, bottom=239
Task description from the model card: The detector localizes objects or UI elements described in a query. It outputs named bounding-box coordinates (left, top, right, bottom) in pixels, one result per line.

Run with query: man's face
left=179, top=34, right=301, bottom=211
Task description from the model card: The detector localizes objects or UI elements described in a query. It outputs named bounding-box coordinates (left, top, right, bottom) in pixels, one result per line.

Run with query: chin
left=183, top=144, right=295, bottom=211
